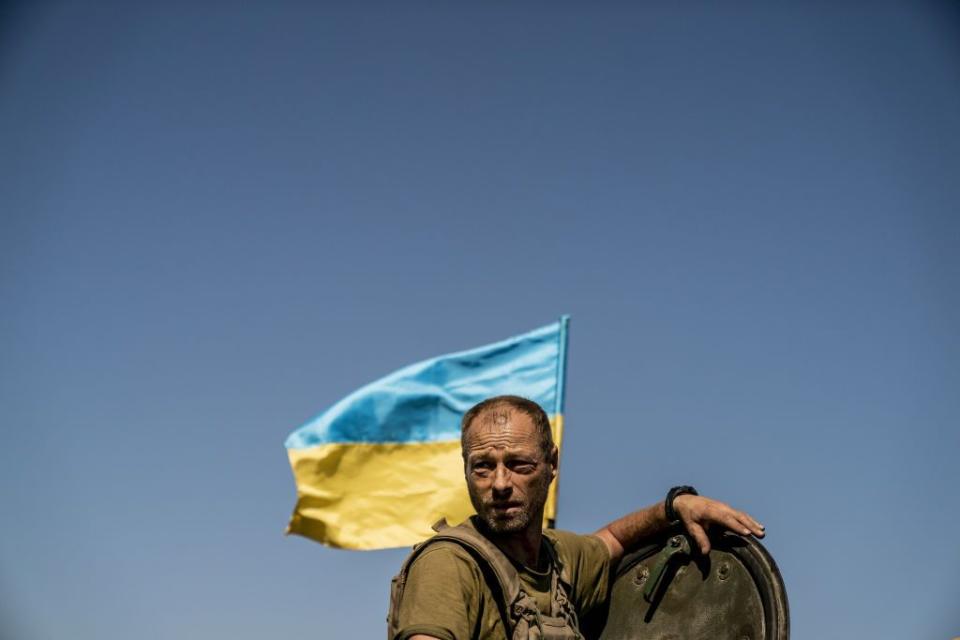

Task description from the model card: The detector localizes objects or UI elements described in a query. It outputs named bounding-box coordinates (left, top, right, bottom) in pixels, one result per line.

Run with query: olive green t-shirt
left=393, top=521, right=612, bottom=640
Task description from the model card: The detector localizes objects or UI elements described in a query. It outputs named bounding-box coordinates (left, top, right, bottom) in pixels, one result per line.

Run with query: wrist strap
left=665, top=485, right=698, bottom=522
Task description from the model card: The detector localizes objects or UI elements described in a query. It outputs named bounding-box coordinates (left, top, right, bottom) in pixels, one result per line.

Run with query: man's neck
left=479, top=518, right=546, bottom=570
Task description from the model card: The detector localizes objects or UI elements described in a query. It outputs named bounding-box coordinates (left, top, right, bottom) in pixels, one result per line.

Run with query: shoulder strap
left=539, top=532, right=582, bottom=631
left=540, top=530, right=573, bottom=589
left=429, top=518, right=524, bottom=607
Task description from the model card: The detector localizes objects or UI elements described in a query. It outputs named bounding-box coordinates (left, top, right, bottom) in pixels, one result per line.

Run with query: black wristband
left=665, top=485, right=698, bottom=522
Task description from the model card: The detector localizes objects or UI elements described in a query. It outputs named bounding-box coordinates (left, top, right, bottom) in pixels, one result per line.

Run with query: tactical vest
left=387, top=518, right=584, bottom=640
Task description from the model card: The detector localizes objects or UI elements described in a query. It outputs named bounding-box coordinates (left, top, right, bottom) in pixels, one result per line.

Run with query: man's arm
left=593, top=494, right=765, bottom=564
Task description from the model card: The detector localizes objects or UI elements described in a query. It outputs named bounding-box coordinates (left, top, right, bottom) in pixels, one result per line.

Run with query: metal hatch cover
left=594, top=529, right=789, bottom=640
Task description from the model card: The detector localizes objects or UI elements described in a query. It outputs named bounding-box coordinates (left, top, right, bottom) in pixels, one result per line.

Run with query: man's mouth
left=490, top=502, right=522, bottom=514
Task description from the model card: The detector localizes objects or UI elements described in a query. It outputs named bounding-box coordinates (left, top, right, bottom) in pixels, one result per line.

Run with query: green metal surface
left=642, top=535, right=691, bottom=603
left=596, top=531, right=789, bottom=640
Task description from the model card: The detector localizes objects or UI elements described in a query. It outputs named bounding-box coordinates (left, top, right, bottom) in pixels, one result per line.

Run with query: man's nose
left=492, top=465, right=512, bottom=494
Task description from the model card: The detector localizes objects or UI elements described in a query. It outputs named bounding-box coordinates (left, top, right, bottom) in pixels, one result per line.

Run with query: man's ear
left=547, top=445, right=559, bottom=479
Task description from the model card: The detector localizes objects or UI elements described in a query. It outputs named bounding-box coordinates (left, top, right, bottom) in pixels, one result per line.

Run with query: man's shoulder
left=405, top=532, right=487, bottom=586
left=543, top=527, right=613, bottom=594
left=393, top=537, right=491, bottom=640
left=408, top=517, right=493, bottom=568
left=544, top=527, right=608, bottom=559
left=544, top=527, right=593, bottom=543
left=409, top=538, right=479, bottom=568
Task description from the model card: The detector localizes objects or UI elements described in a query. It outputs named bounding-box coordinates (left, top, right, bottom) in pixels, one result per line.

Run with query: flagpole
left=547, top=315, right=570, bottom=529
left=556, top=314, right=570, bottom=416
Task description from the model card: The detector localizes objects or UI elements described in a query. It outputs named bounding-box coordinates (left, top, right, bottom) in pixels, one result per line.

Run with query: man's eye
left=509, top=462, right=536, bottom=473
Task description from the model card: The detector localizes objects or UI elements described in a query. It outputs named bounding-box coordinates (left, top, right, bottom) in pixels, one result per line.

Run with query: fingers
left=741, top=512, right=766, bottom=538
left=727, top=507, right=765, bottom=538
left=685, top=521, right=711, bottom=555
left=698, top=500, right=766, bottom=539
left=678, top=496, right=766, bottom=553
left=717, top=510, right=760, bottom=538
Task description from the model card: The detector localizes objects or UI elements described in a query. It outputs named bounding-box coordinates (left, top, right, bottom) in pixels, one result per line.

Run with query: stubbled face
left=462, top=409, right=556, bottom=535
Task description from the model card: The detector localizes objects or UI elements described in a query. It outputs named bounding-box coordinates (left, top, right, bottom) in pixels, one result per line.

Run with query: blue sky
left=2, top=2, right=958, bottom=638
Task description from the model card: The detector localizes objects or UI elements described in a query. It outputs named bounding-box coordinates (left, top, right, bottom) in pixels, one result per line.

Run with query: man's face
left=462, top=409, right=557, bottom=535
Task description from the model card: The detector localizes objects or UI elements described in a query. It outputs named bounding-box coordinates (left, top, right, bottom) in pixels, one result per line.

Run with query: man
left=389, top=395, right=766, bottom=640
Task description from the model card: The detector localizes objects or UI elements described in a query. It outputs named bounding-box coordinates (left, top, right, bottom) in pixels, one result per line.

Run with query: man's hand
left=594, top=494, right=766, bottom=564
left=672, top=494, right=765, bottom=555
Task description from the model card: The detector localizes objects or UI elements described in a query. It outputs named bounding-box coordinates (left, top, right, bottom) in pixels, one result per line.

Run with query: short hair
left=460, top=395, right=555, bottom=458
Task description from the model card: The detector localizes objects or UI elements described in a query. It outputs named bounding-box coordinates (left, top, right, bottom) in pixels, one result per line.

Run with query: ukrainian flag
left=284, top=316, right=570, bottom=550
